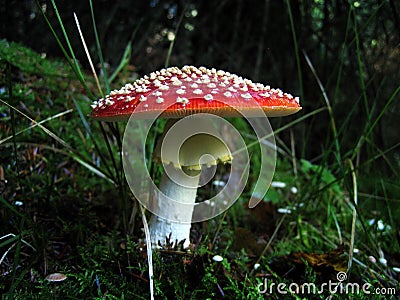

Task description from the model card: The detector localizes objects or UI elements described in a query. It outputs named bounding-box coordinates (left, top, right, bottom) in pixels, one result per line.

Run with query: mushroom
left=90, top=66, right=301, bottom=248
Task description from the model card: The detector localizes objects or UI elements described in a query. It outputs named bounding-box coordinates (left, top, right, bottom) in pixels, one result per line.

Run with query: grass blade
left=72, top=98, right=115, bottom=181
left=346, top=159, right=358, bottom=273
left=108, top=42, right=132, bottom=84
left=89, top=0, right=110, bottom=93
left=164, top=7, right=185, bottom=68
left=240, top=107, right=327, bottom=153
left=139, top=204, right=154, bottom=300
left=303, top=51, right=341, bottom=163
left=0, top=99, right=114, bottom=183
left=35, top=0, right=94, bottom=98
left=0, top=109, right=73, bottom=145
left=351, top=84, right=400, bottom=162
left=49, top=0, right=85, bottom=83
left=6, top=62, right=19, bottom=175
left=73, top=12, right=103, bottom=97
left=285, top=0, right=303, bottom=99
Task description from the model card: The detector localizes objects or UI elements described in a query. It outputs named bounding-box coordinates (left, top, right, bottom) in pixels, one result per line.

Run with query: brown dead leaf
left=289, top=244, right=347, bottom=273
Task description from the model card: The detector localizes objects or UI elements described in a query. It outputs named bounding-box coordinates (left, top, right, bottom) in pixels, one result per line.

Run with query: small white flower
left=377, top=220, right=385, bottom=231
left=379, top=257, right=387, bottom=266
left=277, top=208, right=292, bottom=214
left=212, top=255, right=224, bottom=262
left=271, top=181, right=286, bottom=188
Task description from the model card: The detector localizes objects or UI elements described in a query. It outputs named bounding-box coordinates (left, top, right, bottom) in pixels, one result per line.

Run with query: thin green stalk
left=99, top=122, right=120, bottom=183
left=165, top=7, right=186, bottom=68
left=108, top=19, right=141, bottom=84
left=6, top=62, right=18, bottom=175
left=108, top=43, right=132, bottom=84
left=0, top=99, right=113, bottom=183
left=88, top=0, right=130, bottom=228
left=89, top=0, right=110, bottom=93
left=35, top=0, right=94, bottom=98
left=362, top=141, right=400, bottom=169
left=35, top=1, right=74, bottom=70
left=351, top=7, right=370, bottom=118
left=8, top=219, right=24, bottom=298
left=285, top=0, right=303, bottom=99
left=346, top=159, right=358, bottom=273
left=333, top=6, right=353, bottom=101
left=0, top=109, right=73, bottom=145
left=239, top=107, right=327, bottom=153
left=139, top=204, right=154, bottom=300
left=250, top=215, right=287, bottom=276
left=0, top=197, right=23, bottom=219
left=303, top=51, right=341, bottom=163
left=351, top=84, right=400, bottom=161
left=50, top=0, right=86, bottom=85
left=72, top=98, right=114, bottom=181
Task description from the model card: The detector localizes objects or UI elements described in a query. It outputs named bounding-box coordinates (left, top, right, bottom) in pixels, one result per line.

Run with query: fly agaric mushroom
left=90, top=65, right=301, bottom=248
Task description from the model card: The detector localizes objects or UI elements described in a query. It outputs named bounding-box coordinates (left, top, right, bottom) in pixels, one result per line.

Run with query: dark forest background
left=2, top=0, right=399, bottom=167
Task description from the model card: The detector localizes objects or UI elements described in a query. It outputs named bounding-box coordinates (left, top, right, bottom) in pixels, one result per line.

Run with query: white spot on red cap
left=228, top=86, right=237, bottom=92
left=204, top=94, right=213, bottom=101
left=105, top=99, right=114, bottom=105
left=241, top=93, right=252, bottom=99
left=172, top=80, right=182, bottom=86
left=176, top=96, right=189, bottom=104
left=159, top=84, right=169, bottom=90
left=259, top=92, right=271, bottom=97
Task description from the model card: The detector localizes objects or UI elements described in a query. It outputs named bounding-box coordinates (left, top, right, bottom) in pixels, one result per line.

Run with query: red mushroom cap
left=90, top=66, right=301, bottom=121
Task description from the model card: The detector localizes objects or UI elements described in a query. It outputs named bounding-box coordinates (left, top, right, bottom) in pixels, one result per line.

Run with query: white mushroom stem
left=149, top=167, right=200, bottom=249
left=148, top=119, right=231, bottom=249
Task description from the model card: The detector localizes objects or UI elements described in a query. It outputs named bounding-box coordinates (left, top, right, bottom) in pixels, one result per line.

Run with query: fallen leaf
left=290, top=244, right=347, bottom=273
